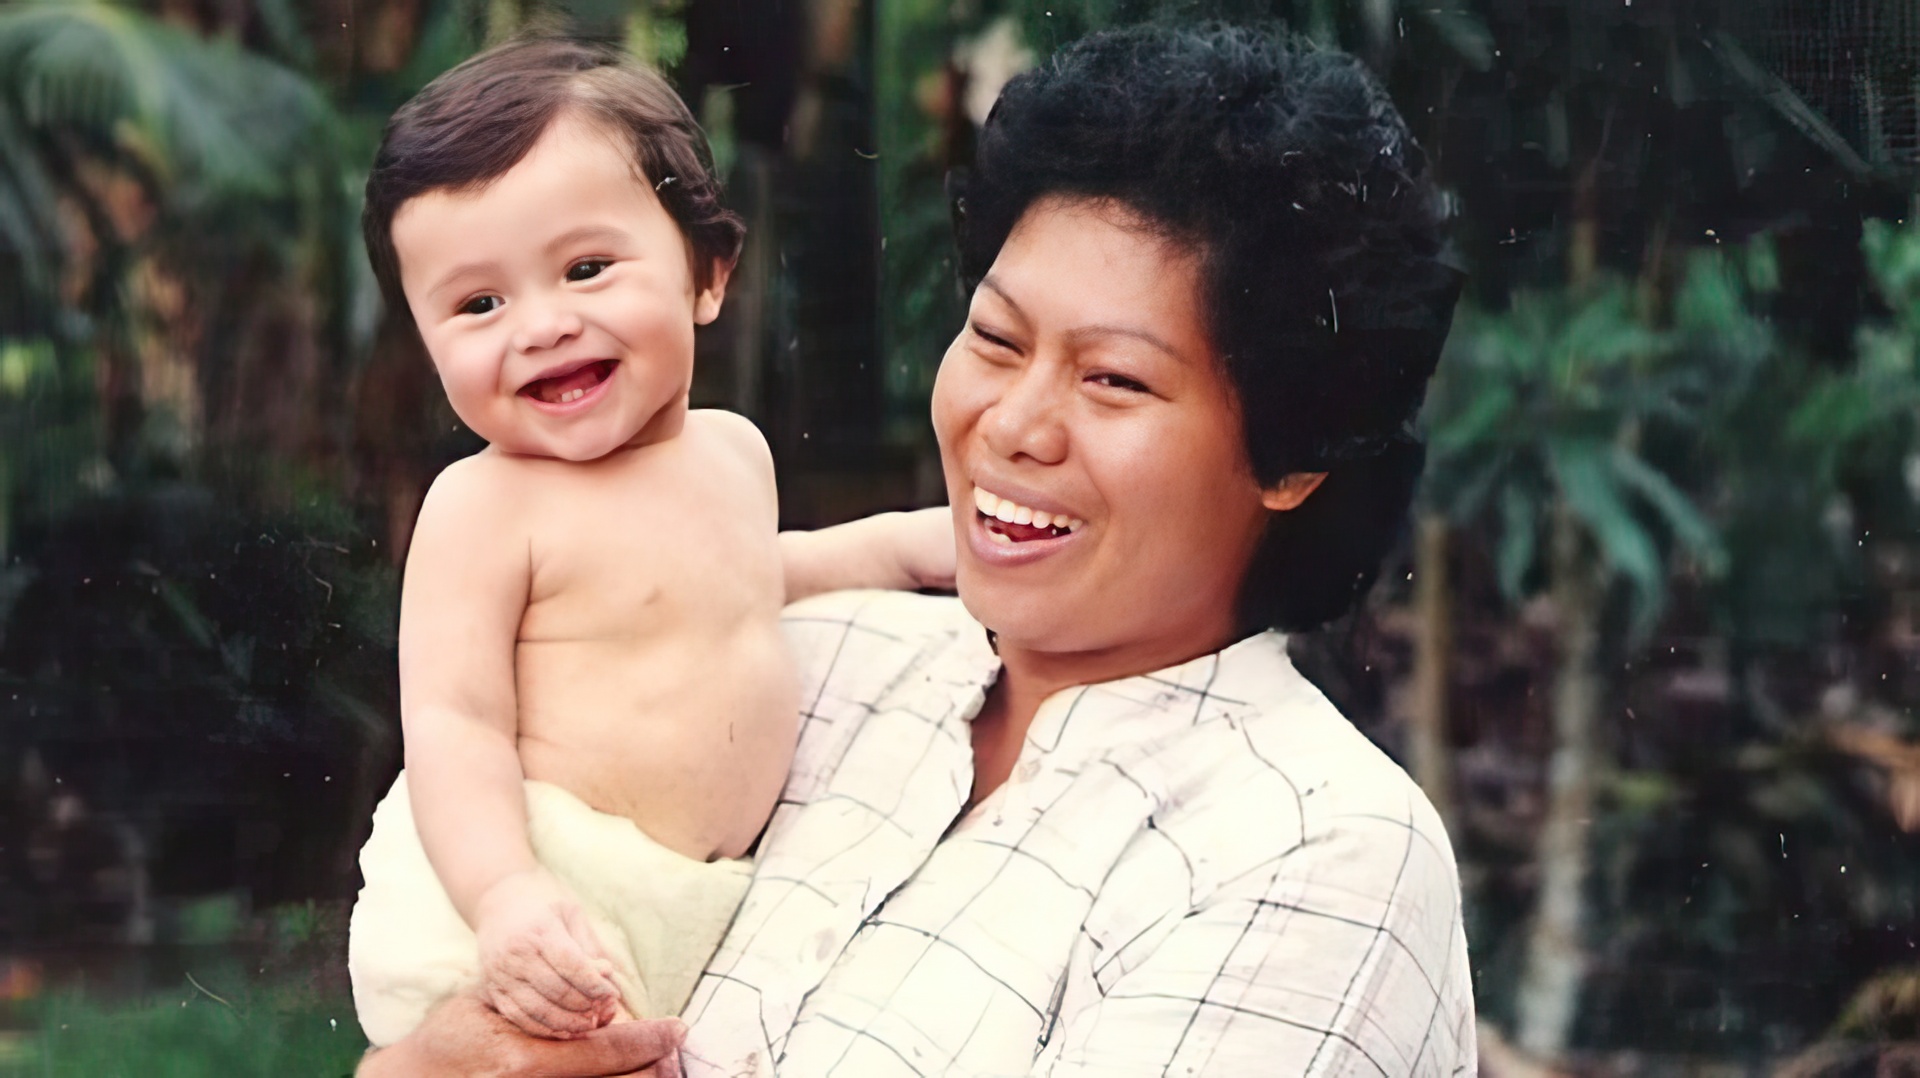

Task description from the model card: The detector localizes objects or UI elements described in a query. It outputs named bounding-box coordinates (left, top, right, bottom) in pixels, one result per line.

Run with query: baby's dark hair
left=363, top=36, right=743, bottom=313
left=955, top=22, right=1462, bottom=632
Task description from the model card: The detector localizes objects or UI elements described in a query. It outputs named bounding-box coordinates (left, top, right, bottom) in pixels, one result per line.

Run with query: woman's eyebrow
left=1063, top=323, right=1180, bottom=360
left=976, top=275, right=1026, bottom=319
left=977, top=274, right=1179, bottom=358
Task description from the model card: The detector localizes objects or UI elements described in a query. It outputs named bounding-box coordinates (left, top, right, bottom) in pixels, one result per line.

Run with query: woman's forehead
left=984, top=197, right=1210, bottom=355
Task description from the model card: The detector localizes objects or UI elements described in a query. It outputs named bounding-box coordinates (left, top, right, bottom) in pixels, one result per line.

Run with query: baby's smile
left=521, top=359, right=618, bottom=406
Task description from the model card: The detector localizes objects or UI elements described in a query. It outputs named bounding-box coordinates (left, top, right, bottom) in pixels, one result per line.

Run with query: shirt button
left=1017, top=759, right=1041, bottom=782
left=813, top=928, right=836, bottom=962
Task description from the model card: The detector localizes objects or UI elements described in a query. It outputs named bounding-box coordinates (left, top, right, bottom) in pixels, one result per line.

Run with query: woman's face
left=932, top=196, right=1275, bottom=661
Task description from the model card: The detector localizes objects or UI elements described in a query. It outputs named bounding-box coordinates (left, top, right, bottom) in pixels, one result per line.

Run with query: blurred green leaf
left=1552, top=434, right=1666, bottom=638
left=1610, top=445, right=1725, bottom=575
left=1496, top=482, right=1537, bottom=600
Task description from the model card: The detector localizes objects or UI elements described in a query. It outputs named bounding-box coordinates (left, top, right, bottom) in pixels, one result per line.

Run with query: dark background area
left=2, top=0, right=1919, bottom=1072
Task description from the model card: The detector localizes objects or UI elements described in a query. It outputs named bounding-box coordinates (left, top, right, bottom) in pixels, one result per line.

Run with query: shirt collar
left=959, top=617, right=1299, bottom=728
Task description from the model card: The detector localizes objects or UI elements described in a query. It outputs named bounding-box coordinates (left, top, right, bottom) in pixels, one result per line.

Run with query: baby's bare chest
left=515, top=459, right=781, bottom=640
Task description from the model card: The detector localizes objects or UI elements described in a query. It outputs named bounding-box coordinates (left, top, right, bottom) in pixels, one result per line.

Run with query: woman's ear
left=1260, top=471, right=1327, bottom=512
left=693, top=258, right=735, bottom=325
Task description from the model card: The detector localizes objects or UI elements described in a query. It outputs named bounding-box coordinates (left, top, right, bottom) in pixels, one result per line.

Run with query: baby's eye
left=459, top=295, right=502, bottom=316
left=566, top=259, right=611, bottom=282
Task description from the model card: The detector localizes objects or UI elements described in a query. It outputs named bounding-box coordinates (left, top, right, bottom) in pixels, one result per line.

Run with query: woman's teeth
left=971, top=486, right=1082, bottom=534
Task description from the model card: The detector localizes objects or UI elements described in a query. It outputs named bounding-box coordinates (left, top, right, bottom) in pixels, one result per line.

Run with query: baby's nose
left=512, top=300, right=584, bottom=352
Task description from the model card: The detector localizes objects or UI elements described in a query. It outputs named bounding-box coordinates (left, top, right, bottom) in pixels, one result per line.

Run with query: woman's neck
left=969, top=623, right=1248, bottom=808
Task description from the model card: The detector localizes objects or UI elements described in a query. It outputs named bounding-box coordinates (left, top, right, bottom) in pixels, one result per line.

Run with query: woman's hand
left=473, top=867, right=624, bottom=1038
left=358, top=992, right=685, bottom=1078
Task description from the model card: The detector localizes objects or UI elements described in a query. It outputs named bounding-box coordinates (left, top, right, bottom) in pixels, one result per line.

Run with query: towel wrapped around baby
left=348, top=773, right=751, bottom=1047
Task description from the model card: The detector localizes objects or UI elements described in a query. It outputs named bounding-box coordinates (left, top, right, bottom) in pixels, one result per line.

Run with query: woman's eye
left=458, top=295, right=502, bottom=316
left=566, top=259, right=611, bottom=282
left=971, top=324, right=1015, bottom=350
left=1089, top=372, right=1149, bottom=393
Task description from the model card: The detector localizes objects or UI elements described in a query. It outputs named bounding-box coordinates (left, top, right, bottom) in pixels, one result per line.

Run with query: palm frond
left=1, top=1, right=338, bottom=198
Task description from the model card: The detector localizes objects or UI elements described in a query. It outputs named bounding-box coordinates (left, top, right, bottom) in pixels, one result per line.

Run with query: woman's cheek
left=929, top=338, right=975, bottom=450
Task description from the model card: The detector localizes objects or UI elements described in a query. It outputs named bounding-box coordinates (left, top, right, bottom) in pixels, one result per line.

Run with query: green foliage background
left=2, top=0, right=1919, bottom=1071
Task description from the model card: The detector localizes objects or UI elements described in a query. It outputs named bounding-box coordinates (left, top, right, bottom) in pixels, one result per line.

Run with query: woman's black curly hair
left=954, top=22, right=1462, bottom=633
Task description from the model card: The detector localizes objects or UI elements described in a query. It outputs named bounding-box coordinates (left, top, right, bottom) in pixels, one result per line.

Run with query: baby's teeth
left=973, top=487, right=999, bottom=516
left=987, top=528, right=1012, bottom=545
left=1031, top=510, right=1053, bottom=529
left=994, top=502, right=1018, bottom=523
left=1012, top=505, right=1033, bottom=525
left=1067, top=518, right=1084, bottom=531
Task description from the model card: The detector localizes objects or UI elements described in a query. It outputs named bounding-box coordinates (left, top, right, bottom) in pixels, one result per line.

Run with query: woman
left=363, top=21, right=1471, bottom=1077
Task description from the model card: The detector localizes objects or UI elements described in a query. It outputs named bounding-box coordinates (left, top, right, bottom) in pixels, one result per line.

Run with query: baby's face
left=392, top=112, right=725, bottom=461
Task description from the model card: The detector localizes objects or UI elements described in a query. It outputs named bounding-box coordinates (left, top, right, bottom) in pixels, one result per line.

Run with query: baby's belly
left=512, top=623, right=799, bottom=862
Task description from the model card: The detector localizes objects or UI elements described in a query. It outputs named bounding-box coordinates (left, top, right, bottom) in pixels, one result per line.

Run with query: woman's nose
left=979, top=364, right=1068, bottom=465
left=510, top=296, right=583, bottom=353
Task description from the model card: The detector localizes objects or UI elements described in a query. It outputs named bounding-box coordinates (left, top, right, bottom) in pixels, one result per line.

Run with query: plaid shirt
left=682, top=590, right=1476, bottom=1077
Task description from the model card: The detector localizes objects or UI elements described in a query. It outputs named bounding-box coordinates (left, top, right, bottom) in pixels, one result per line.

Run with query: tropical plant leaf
left=1863, top=217, right=1920, bottom=326
left=1, top=1, right=336, bottom=198
left=1429, top=379, right=1515, bottom=454
left=1552, top=435, right=1665, bottom=639
left=1789, top=372, right=1895, bottom=450
left=1610, top=445, right=1726, bottom=575
left=1497, top=482, right=1540, bottom=600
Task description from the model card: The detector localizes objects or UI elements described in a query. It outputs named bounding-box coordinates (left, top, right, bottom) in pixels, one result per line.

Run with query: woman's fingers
left=386, top=992, right=683, bottom=1078
left=606, top=1053, right=682, bottom=1078
left=506, top=1017, right=686, bottom=1077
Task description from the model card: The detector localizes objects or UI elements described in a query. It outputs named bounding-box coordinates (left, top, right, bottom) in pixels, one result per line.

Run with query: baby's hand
left=472, top=868, right=623, bottom=1039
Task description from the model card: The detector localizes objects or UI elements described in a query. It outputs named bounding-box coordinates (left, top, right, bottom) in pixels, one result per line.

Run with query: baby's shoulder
left=677, top=410, right=776, bottom=513
left=405, top=452, right=547, bottom=566
left=419, top=450, right=530, bottom=521
left=685, top=409, right=772, bottom=471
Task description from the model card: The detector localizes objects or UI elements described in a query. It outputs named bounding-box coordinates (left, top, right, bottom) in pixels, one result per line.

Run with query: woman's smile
left=971, top=483, right=1083, bottom=540
left=967, top=483, right=1086, bottom=565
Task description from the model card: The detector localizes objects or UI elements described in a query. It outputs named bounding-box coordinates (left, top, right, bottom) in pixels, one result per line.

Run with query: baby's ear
left=694, top=258, right=734, bottom=325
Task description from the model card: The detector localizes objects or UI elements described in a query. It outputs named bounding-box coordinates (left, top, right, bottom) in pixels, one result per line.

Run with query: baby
left=346, top=38, right=949, bottom=1046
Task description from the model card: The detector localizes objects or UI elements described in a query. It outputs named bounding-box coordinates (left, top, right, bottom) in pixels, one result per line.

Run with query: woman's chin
left=956, top=574, right=1088, bottom=655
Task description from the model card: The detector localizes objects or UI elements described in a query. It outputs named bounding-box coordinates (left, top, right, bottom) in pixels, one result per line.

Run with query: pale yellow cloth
left=348, top=773, right=752, bottom=1047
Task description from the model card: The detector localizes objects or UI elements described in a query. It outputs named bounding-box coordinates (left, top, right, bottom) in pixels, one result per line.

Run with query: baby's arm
left=780, top=507, right=957, bottom=602
left=697, top=408, right=954, bottom=602
left=399, top=460, right=618, bottom=1037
